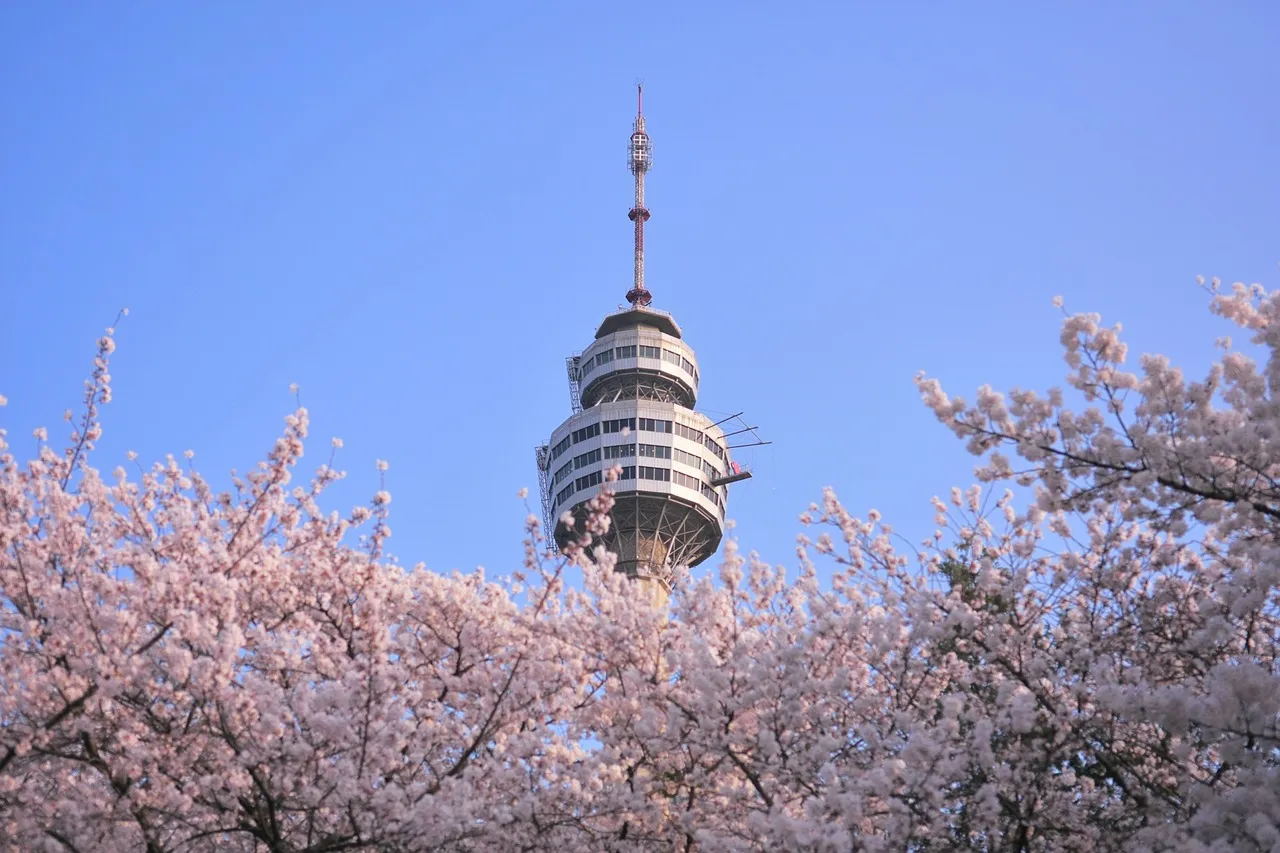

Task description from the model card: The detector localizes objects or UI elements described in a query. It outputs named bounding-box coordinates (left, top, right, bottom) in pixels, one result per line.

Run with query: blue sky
left=2, top=3, right=1277, bottom=579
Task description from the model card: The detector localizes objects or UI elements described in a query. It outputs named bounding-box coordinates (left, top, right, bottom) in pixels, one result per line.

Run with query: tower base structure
left=556, top=490, right=723, bottom=602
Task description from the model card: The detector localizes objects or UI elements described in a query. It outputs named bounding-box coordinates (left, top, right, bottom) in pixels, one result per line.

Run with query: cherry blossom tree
left=4, top=277, right=1279, bottom=852
left=563, top=279, right=1280, bottom=852
left=0, top=324, right=600, bottom=851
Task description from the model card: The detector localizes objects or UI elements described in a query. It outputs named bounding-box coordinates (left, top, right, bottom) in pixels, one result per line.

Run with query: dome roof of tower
left=594, top=306, right=683, bottom=340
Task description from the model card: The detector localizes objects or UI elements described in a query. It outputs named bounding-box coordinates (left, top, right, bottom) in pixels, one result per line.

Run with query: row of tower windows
left=555, top=465, right=639, bottom=510
left=639, top=417, right=672, bottom=433
left=677, top=447, right=720, bottom=479
left=597, top=442, right=720, bottom=479
left=672, top=469, right=702, bottom=491
left=547, top=422, right=599, bottom=466
left=674, top=422, right=700, bottom=442
left=673, top=445, right=697, bottom=468
left=553, top=466, right=726, bottom=517
left=552, top=415, right=729, bottom=466
left=568, top=441, right=718, bottom=479
left=675, top=421, right=730, bottom=466
left=578, top=345, right=699, bottom=383
left=636, top=445, right=719, bottom=479
left=575, top=470, right=603, bottom=491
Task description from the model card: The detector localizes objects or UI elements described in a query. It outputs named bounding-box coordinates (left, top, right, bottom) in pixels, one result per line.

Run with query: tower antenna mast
left=626, top=83, right=654, bottom=307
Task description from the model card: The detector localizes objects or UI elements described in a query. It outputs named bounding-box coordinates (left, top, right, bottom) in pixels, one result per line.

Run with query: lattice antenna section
left=534, top=444, right=554, bottom=536
left=565, top=355, right=582, bottom=414
left=625, top=83, right=653, bottom=308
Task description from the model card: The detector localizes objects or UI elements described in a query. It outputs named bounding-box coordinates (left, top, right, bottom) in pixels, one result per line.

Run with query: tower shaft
left=632, top=154, right=647, bottom=298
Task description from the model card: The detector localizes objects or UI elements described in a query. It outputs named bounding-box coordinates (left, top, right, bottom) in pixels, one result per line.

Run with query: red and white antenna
left=626, top=83, right=654, bottom=307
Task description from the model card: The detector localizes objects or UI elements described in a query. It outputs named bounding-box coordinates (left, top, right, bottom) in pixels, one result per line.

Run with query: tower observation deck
left=535, top=86, right=759, bottom=597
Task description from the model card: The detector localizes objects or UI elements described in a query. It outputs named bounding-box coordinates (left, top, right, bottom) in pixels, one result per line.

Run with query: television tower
left=535, top=86, right=762, bottom=602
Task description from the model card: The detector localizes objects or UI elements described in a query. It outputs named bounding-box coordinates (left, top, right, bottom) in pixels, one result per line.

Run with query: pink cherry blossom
left=4, top=281, right=1279, bottom=851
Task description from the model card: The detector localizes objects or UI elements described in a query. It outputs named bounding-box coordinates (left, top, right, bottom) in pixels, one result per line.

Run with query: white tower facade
left=535, top=87, right=751, bottom=595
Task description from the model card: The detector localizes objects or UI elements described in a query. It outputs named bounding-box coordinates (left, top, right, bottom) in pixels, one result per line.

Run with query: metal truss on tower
left=565, top=356, right=582, bottom=414
left=562, top=491, right=723, bottom=588
left=581, top=371, right=695, bottom=408
left=534, top=444, right=554, bottom=536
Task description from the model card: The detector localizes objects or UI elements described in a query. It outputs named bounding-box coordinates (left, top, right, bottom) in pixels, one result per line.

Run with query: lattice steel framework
left=626, top=84, right=653, bottom=308
left=534, top=444, right=554, bottom=535
left=581, top=371, right=695, bottom=408
left=557, top=491, right=721, bottom=589
left=566, top=356, right=582, bottom=414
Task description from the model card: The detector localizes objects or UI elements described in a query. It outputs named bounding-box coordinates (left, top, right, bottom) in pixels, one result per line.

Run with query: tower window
left=639, top=417, right=672, bottom=433
left=575, top=471, right=603, bottom=490
left=603, top=417, right=636, bottom=434
left=673, top=470, right=701, bottom=490
left=574, top=448, right=602, bottom=470
left=672, top=447, right=702, bottom=469
left=675, top=422, right=704, bottom=443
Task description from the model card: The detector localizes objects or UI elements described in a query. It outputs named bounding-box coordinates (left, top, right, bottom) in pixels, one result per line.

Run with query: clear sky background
left=2, top=3, right=1278, bottom=580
